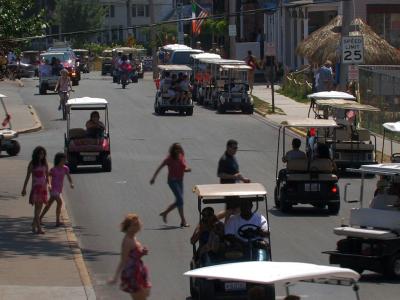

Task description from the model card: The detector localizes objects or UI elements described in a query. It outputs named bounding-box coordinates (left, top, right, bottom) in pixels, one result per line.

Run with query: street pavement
left=1, top=73, right=400, bottom=300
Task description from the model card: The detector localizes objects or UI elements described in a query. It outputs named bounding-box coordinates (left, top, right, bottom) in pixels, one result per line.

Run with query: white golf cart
left=185, top=261, right=361, bottom=300
left=275, top=118, right=340, bottom=214
left=307, top=91, right=357, bottom=118
left=189, top=183, right=273, bottom=300
left=325, top=163, right=400, bottom=277
left=0, top=94, right=20, bottom=156
left=382, top=121, right=400, bottom=162
left=65, top=97, right=111, bottom=172
left=154, top=65, right=194, bottom=116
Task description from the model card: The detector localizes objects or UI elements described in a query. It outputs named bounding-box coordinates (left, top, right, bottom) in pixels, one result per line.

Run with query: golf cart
left=307, top=91, right=357, bottom=118
left=189, top=183, right=273, bottom=300
left=382, top=121, right=400, bottom=162
left=274, top=118, right=340, bottom=214
left=101, top=50, right=113, bottom=75
left=65, top=97, right=111, bottom=172
left=325, top=163, right=400, bottom=277
left=154, top=65, right=194, bottom=116
left=0, top=94, right=20, bottom=156
left=185, top=261, right=361, bottom=300
left=73, top=49, right=90, bottom=73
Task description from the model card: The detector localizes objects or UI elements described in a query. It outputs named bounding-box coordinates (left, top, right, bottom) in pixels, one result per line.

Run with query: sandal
left=159, top=212, right=167, bottom=224
left=180, top=223, right=190, bottom=228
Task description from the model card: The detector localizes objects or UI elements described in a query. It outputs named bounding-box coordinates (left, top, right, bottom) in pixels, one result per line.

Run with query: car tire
left=102, top=155, right=112, bottom=172
left=6, top=140, right=21, bottom=156
left=199, top=279, right=215, bottom=300
left=279, top=188, right=292, bottom=213
left=327, top=202, right=340, bottom=215
left=186, top=108, right=194, bottom=116
left=384, top=253, right=400, bottom=278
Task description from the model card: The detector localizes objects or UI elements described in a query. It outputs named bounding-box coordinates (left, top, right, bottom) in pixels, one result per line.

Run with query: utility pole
left=229, top=0, right=236, bottom=59
left=177, top=0, right=184, bottom=44
left=149, top=0, right=157, bottom=78
left=126, top=0, right=132, bottom=41
left=339, top=0, right=353, bottom=90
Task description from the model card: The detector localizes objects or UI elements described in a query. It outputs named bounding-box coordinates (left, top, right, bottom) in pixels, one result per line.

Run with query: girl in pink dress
left=22, top=146, right=49, bottom=234
left=109, top=214, right=151, bottom=300
left=40, top=153, right=74, bottom=227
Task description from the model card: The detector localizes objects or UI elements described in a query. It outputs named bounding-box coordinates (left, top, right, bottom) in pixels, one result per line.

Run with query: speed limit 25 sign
left=342, top=36, right=364, bottom=64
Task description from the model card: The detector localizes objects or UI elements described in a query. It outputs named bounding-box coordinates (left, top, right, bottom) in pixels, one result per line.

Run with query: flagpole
left=191, top=0, right=196, bottom=47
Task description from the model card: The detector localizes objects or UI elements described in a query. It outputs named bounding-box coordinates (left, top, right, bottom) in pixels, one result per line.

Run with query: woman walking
left=109, top=214, right=151, bottom=300
left=150, top=143, right=191, bottom=227
left=21, top=146, right=49, bottom=234
left=40, top=152, right=74, bottom=227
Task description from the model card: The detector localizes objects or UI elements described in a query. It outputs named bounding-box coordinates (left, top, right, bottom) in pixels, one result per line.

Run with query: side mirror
left=344, top=183, right=360, bottom=203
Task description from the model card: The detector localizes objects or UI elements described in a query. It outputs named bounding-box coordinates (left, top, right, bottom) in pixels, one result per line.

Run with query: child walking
left=22, top=146, right=49, bottom=234
left=150, top=143, right=191, bottom=227
left=40, top=152, right=74, bottom=226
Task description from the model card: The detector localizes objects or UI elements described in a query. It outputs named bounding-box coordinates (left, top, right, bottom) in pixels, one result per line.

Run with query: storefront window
left=367, top=5, right=400, bottom=48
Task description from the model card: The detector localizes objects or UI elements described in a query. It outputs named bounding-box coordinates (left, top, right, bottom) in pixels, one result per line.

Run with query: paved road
left=15, top=73, right=400, bottom=300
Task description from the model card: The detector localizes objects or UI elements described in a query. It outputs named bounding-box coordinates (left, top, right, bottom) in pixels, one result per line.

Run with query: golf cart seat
left=69, top=128, right=86, bottom=139
left=287, top=159, right=308, bottom=173
left=335, top=127, right=352, bottom=141
left=355, top=129, right=371, bottom=142
left=335, top=143, right=374, bottom=151
left=334, top=208, right=400, bottom=239
left=309, top=159, right=333, bottom=173
left=369, top=194, right=399, bottom=210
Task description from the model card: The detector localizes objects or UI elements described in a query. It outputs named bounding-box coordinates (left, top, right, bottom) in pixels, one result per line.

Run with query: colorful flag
left=192, top=2, right=196, bottom=34
left=194, top=9, right=209, bottom=35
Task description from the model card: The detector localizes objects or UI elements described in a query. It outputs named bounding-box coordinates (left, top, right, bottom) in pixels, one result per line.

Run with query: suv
left=46, top=48, right=80, bottom=85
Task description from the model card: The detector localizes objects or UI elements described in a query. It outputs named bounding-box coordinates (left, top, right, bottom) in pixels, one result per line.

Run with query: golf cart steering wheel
left=238, top=224, right=262, bottom=240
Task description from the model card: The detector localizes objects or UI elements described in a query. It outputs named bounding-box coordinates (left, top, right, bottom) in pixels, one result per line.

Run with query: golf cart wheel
left=39, top=85, right=47, bottom=95
left=384, top=253, right=400, bottom=278
left=199, top=279, right=215, bottom=300
left=274, top=186, right=280, bottom=208
left=159, top=108, right=165, bottom=115
left=217, top=103, right=225, bottom=114
left=189, top=261, right=198, bottom=299
left=67, top=154, right=78, bottom=173
left=279, top=188, right=292, bottom=213
left=264, top=284, right=275, bottom=299
left=327, top=202, right=340, bottom=215
left=102, top=155, right=112, bottom=172
left=186, top=108, right=194, bottom=116
left=101, top=71, right=106, bottom=75
left=246, top=106, right=254, bottom=114
left=6, top=140, right=21, bottom=156
left=72, top=80, right=79, bottom=86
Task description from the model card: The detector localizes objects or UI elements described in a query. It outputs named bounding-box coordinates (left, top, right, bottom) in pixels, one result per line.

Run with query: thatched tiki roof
left=296, top=16, right=400, bottom=65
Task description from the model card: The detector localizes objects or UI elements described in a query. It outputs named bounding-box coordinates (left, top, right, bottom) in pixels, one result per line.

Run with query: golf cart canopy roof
left=162, top=44, right=192, bottom=51
left=315, top=99, right=380, bottom=112
left=184, top=261, right=360, bottom=285
left=281, top=118, right=339, bottom=128
left=191, top=53, right=221, bottom=60
left=0, top=94, right=8, bottom=98
left=67, top=97, right=108, bottom=110
left=193, top=183, right=267, bottom=198
left=158, top=65, right=192, bottom=72
left=220, top=64, right=252, bottom=70
left=383, top=122, right=400, bottom=133
left=307, top=91, right=356, bottom=100
left=348, top=163, right=400, bottom=176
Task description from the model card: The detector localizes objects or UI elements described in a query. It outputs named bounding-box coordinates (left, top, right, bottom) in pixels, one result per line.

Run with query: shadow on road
left=145, top=225, right=182, bottom=231
left=360, top=273, right=400, bottom=284
left=269, top=207, right=332, bottom=217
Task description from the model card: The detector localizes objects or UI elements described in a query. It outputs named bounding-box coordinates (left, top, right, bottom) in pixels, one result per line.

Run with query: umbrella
left=296, top=15, right=400, bottom=65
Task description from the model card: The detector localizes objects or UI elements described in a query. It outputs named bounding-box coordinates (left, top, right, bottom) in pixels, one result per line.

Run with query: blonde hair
left=120, top=213, right=140, bottom=233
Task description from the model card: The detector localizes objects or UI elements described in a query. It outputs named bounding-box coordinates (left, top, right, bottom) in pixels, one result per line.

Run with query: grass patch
left=277, top=88, right=310, bottom=104
left=252, top=95, right=285, bottom=115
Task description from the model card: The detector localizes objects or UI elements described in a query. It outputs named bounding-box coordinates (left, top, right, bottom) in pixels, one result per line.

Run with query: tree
left=53, top=0, right=105, bottom=47
left=0, top=0, right=47, bottom=50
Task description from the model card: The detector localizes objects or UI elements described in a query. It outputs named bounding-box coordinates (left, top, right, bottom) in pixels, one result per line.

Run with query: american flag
left=193, top=9, right=209, bottom=35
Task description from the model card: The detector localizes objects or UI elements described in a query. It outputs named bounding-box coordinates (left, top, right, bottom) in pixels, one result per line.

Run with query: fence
left=359, top=65, right=400, bottom=136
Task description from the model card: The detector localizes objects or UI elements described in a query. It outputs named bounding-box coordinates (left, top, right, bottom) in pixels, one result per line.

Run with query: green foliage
left=144, top=25, right=177, bottom=49
left=202, top=19, right=227, bottom=37
left=53, top=0, right=105, bottom=47
left=0, top=0, right=47, bottom=49
left=280, top=72, right=312, bottom=103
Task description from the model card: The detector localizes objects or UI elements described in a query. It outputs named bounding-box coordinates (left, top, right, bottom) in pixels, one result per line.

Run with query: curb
left=61, top=206, right=96, bottom=300
left=16, top=105, right=43, bottom=134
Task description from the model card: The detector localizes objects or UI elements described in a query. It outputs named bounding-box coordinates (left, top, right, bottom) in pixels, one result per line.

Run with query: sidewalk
left=252, top=84, right=400, bottom=158
left=0, top=80, right=41, bottom=134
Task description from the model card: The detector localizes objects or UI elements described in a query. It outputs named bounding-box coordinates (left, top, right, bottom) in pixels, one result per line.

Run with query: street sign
left=348, top=65, right=359, bottom=81
left=342, top=36, right=364, bottom=64
left=264, top=42, right=276, bottom=56
left=228, top=25, right=237, bottom=37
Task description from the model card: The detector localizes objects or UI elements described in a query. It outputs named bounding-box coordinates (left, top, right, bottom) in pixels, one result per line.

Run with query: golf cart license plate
left=224, top=282, right=246, bottom=291
left=82, top=156, right=97, bottom=162
left=305, top=183, right=320, bottom=192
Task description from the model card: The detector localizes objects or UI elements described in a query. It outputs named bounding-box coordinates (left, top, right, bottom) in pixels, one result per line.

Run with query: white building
left=100, top=0, right=174, bottom=44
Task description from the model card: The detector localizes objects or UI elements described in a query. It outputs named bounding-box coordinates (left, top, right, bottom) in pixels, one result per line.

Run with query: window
left=367, top=5, right=400, bottom=48
left=137, top=4, right=145, bottom=17
left=104, top=5, right=109, bottom=17
left=110, top=5, right=115, bottom=18
left=145, top=5, right=149, bottom=17
left=132, top=4, right=137, bottom=17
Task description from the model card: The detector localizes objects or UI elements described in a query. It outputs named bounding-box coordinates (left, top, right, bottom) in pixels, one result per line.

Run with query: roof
left=0, top=94, right=8, bottom=98
left=349, top=163, right=400, bottom=176
left=66, top=97, right=108, bottom=107
left=220, top=65, right=252, bottom=70
left=73, top=49, right=88, bottom=52
left=383, top=122, right=400, bottom=133
left=162, top=44, right=192, bottom=51
left=315, top=99, right=380, bottom=112
left=184, top=261, right=360, bottom=285
left=190, top=53, right=221, bottom=60
left=158, top=65, right=192, bottom=71
left=41, top=52, right=65, bottom=56
left=281, top=118, right=339, bottom=128
left=308, top=91, right=356, bottom=100
left=193, top=183, right=267, bottom=198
